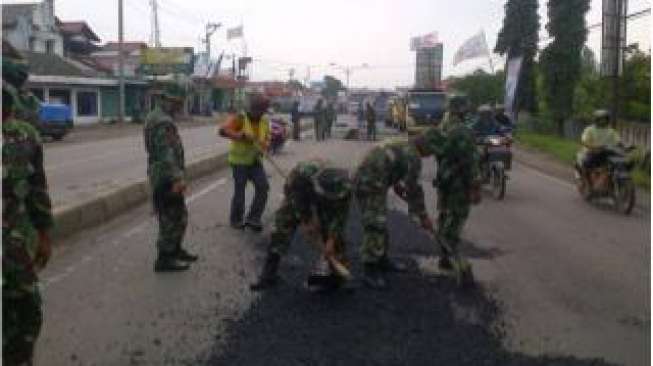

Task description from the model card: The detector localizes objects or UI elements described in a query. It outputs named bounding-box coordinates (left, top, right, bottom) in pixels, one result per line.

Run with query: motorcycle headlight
left=488, top=137, right=503, bottom=146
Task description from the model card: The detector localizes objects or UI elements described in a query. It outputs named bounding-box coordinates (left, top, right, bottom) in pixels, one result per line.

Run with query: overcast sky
left=4, top=0, right=651, bottom=88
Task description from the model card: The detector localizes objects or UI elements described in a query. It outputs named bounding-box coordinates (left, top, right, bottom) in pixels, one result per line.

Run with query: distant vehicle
left=38, top=103, right=73, bottom=140
left=373, top=94, right=390, bottom=124
left=388, top=97, right=407, bottom=131
left=298, top=95, right=321, bottom=116
left=348, top=101, right=360, bottom=115
left=405, top=90, right=446, bottom=134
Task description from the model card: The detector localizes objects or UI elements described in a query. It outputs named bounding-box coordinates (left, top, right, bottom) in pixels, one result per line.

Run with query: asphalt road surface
left=42, top=114, right=312, bottom=207
left=36, top=121, right=649, bottom=365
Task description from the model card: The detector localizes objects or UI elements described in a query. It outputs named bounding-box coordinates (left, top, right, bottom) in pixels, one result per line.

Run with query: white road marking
left=43, top=176, right=229, bottom=288
left=187, top=177, right=227, bottom=204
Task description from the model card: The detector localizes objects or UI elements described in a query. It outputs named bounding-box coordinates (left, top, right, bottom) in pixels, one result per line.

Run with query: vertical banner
left=504, top=56, right=524, bottom=123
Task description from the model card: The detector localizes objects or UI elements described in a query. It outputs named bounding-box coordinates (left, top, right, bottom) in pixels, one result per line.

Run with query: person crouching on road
left=354, top=136, right=438, bottom=289
left=144, top=92, right=198, bottom=272
left=250, top=159, right=353, bottom=292
left=219, top=93, right=271, bottom=232
left=429, top=97, right=482, bottom=286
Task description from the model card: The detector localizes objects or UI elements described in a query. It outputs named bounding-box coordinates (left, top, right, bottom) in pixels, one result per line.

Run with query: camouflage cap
left=413, top=127, right=445, bottom=156
left=312, top=167, right=352, bottom=201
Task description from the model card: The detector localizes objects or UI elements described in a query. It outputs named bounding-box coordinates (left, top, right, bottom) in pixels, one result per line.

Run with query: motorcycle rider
left=578, top=109, right=621, bottom=182
left=470, top=105, right=501, bottom=137
left=494, top=104, right=513, bottom=129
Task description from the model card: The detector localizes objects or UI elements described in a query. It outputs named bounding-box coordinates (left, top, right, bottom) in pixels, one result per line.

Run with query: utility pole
left=203, top=22, right=221, bottom=59
left=611, top=0, right=627, bottom=126
left=151, top=0, right=161, bottom=47
left=118, top=0, right=125, bottom=123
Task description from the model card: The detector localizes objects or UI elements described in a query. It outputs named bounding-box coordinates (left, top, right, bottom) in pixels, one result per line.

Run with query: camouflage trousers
left=155, top=191, right=188, bottom=257
left=3, top=230, right=43, bottom=365
left=268, top=199, right=345, bottom=259
left=436, top=188, right=471, bottom=257
left=356, top=188, right=388, bottom=264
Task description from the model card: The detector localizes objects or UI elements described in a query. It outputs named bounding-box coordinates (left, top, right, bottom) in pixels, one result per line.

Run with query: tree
left=495, top=0, right=540, bottom=113
left=447, top=69, right=505, bottom=109
left=540, top=0, right=590, bottom=136
left=321, top=75, right=345, bottom=100
left=620, top=48, right=651, bottom=121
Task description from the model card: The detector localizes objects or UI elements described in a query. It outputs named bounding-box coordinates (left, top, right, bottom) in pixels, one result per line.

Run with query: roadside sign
left=139, top=47, right=194, bottom=75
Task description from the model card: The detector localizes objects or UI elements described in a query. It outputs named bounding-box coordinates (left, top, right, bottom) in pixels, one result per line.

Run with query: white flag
left=453, top=30, right=490, bottom=66
left=227, top=25, right=244, bottom=40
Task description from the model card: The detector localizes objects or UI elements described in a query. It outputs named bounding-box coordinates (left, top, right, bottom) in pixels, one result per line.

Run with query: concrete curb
left=51, top=152, right=229, bottom=240
left=51, top=123, right=313, bottom=241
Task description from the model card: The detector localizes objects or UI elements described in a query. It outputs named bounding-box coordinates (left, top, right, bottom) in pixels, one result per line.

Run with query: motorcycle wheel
left=613, top=178, right=636, bottom=215
left=491, top=166, right=506, bottom=200
left=574, top=169, right=592, bottom=201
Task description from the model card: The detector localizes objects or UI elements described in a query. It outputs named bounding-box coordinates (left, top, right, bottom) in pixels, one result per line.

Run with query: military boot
left=362, top=263, right=387, bottom=289
left=154, top=255, right=191, bottom=273
left=176, top=247, right=199, bottom=262
left=250, top=253, right=281, bottom=291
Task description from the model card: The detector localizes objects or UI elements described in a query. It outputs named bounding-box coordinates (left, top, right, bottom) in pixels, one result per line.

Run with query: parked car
left=38, top=103, right=73, bottom=140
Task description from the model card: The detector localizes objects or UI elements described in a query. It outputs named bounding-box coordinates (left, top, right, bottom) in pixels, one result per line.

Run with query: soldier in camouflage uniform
left=144, top=92, right=198, bottom=272
left=439, top=94, right=471, bottom=134
left=354, top=137, right=437, bottom=289
left=2, top=45, right=54, bottom=365
left=426, top=95, right=482, bottom=285
left=250, top=159, right=352, bottom=291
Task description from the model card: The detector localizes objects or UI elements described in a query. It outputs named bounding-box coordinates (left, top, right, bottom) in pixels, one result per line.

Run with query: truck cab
left=405, top=89, right=446, bottom=134
left=38, top=103, right=73, bottom=140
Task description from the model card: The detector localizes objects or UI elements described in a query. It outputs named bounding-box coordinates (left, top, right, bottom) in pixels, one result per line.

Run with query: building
left=2, top=0, right=64, bottom=56
left=2, top=0, right=148, bottom=125
left=91, top=41, right=148, bottom=78
left=414, top=43, right=443, bottom=89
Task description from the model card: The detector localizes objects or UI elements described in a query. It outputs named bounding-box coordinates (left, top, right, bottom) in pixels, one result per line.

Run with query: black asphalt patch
left=206, top=207, right=616, bottom=366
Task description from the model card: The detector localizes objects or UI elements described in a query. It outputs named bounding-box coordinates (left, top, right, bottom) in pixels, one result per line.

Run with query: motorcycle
left=476, top=133, right=512, bottom=200
left=574, top=146, right=636, bottom=215
left=270, top=117, right=288, bottom=155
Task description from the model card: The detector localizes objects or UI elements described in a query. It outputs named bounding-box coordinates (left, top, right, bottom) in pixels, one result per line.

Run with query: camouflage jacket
left=3, top=118, right=53, bottom=288
left=143, top=108, right=185, bottom=191
left=431, top=123, right=480, bottom=192
left=355, top=140, right=426, bottom=217
left=284, top=159, right=350, bottom=238
left=439, top=112, right=473, bottom=135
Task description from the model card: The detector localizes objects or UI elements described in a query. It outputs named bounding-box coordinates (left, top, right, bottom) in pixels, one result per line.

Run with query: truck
left=405, top=89, right=447, bottom=134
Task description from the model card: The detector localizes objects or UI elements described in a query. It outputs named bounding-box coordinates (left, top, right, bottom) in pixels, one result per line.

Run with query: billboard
left=410, top=32, right=439, bottom=51
left=140, top=47, right=194, bottom=75
left=414, top=44, right=443, bottom=89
